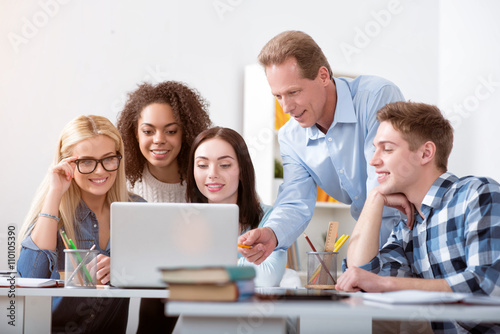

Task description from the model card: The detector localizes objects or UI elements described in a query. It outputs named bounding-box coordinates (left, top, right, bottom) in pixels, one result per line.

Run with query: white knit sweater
left=127, top=166, right=186, bottom=203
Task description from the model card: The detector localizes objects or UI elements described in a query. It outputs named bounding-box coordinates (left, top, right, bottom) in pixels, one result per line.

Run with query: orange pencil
left=238, top=244, right=252, bottom=249
left=59, top=229, right=84, bottom=285
left=59, top=229, right=70, bottom=249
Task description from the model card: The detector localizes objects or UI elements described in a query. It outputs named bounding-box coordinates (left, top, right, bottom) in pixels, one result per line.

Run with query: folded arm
left=347, top=189, right=412, bottom=267
left=336, top=267, right=451, bottom=293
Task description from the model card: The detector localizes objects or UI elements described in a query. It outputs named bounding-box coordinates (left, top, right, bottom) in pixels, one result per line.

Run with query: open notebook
left=110, top=202, right=239, bottom=288
left=0, top=276, right=63, bottom=288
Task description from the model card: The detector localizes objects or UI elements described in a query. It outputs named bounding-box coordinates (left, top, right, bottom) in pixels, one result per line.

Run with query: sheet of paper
left=362, top=290, right=466, bottom=304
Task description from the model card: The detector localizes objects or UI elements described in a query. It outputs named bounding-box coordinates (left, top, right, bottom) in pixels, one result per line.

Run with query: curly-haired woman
left=117, top=81, right=212, bottom=203
left=116, top=81, right=212, bottom=333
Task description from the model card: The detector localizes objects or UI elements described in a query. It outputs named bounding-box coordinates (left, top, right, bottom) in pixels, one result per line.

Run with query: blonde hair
left=19, top=115, right=130, bottom=253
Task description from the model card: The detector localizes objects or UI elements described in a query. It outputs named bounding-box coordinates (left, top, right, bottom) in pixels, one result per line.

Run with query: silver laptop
left=110, top=202, right=239, bottom=288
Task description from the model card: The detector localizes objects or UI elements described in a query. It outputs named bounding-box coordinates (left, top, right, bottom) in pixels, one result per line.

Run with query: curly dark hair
left=186, top=127, right=263, bottom=232
left=116, top=81, right=212, bottom=186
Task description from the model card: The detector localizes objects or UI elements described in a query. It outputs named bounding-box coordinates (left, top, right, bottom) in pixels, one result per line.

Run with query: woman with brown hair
left=186, top=127, right=287, bottom=287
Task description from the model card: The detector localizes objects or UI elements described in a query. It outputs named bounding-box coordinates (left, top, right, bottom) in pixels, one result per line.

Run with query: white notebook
left=0, top=277, right=62, bottom=288
left=363, top=290, right=500, bottom=305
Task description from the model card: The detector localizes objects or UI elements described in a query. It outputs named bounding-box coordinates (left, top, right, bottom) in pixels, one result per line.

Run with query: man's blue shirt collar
left=306, top=77, right=357, bottom=145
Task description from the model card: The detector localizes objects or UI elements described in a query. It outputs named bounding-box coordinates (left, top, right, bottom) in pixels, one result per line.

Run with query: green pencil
left=65, top=235, right=94, bottom=284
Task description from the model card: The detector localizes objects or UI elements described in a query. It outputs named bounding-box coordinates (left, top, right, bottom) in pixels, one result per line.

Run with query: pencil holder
left=64, top=249, right=99, bottom=288
left=305, top=251, right=337, bottom=289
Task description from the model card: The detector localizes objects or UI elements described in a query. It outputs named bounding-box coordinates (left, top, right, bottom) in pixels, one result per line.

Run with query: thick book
left=363, top=290, right=500, bottom=305
left=159, top=265, right=256, bottom=284
left=168, top=279, right=255, bottom=302
left=0, top=276, right=63, bottom=288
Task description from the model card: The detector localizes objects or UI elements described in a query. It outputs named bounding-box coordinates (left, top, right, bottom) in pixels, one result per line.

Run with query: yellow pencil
left=238, top=244, right=252, bottom=249
left=333, top=235, right=349, bottom=253
left=308, top=265, right=322, bottom=284
left=334, top=234, right=346, bottom=249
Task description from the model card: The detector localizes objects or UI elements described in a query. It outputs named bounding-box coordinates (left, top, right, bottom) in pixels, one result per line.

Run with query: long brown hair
left=186, top=127, right=263, bottom=232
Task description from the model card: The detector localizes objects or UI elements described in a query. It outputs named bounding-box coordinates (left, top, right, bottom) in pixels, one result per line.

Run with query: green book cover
left=160, top=265, right=256, bottom=284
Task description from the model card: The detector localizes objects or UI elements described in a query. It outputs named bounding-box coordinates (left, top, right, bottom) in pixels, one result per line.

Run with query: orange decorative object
left=275, top=99, right=290, bottom=130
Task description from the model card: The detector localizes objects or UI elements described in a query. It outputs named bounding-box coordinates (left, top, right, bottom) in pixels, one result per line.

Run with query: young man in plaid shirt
left=336, top=101, right=500, bottom=333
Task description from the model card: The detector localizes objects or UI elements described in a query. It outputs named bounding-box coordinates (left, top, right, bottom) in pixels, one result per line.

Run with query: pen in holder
left=64, top=248, right=98, bottom=288
left=305, top=251, right=337, bottom=289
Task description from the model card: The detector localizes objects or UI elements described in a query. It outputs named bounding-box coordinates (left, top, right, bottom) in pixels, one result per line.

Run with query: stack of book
left=159, top=266, right=256, bottom=302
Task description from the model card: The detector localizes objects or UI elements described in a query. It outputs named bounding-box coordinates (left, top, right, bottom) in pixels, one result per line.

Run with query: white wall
left=439, top=0, right=500, bottom=179
left=1, top=0, right=499, bottom=270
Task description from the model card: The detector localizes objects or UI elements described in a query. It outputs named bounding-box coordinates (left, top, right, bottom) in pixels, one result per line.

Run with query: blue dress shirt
left=17, top=196, right=144, bottom=333
left=266, top=75, right=405, bottom=249
left=358, top=172, right=500, bottom=333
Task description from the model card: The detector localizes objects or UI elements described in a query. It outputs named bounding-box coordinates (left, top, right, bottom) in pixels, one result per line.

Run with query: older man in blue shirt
left=239, top=30, right=407, bottom=263
left=336, top=101, right=500, bottom=333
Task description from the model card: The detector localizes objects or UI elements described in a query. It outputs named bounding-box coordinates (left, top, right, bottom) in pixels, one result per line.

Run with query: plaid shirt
left=362, top=172, right=500, bottom=333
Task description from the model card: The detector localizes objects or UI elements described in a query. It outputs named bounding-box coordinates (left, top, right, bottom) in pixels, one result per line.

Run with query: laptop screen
left=110, top=202, right=239, bottom=288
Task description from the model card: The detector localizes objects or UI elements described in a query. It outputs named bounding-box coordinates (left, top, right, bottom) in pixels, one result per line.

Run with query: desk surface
left=0, top=287, right=168, bottom=298
left=0, top=287, right=168, bottom=334
left=167, top=293, right=500, bottom=322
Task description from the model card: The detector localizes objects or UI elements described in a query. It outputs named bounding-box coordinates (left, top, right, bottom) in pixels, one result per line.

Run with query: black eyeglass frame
left=74, top=154, right=122, bottom=174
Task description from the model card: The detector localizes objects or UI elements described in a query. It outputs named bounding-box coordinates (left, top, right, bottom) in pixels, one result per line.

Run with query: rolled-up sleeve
left=17, top=236, right=59, bottom=279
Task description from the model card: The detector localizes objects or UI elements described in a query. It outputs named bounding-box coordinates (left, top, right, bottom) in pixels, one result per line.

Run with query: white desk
left=166, top=293, right=500, bottom=333
left=0, top=287, right=168, bottom=334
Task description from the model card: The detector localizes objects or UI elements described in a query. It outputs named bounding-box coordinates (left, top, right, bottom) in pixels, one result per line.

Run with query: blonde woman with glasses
left=17, top=115, right=144, bottom=334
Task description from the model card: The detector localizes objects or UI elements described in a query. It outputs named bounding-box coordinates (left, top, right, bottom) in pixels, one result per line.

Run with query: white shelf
left=315, top=202, right=350, bottom=209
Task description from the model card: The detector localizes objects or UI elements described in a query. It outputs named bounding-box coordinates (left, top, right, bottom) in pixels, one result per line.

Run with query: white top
left=128, top=166, right=186, bottom=203
left=238, top=204, right=287, bottom=287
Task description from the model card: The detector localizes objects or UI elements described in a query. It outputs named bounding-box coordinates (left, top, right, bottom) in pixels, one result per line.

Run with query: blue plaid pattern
left=362, top=172, right=500, bottom=333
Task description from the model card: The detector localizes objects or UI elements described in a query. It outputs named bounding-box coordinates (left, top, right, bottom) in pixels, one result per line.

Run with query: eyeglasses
left=74, top=154, right=122, bottom=174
